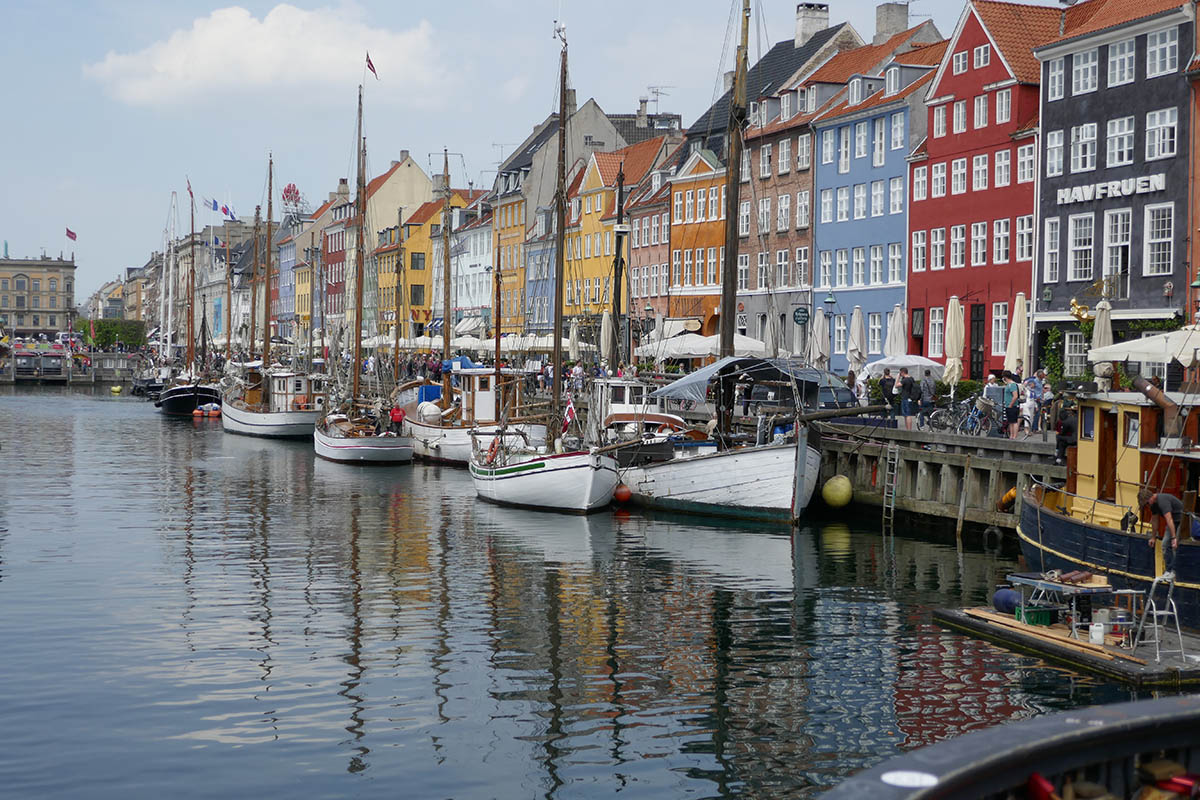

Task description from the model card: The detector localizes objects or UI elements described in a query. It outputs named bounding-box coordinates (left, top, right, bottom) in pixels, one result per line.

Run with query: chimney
left=723, top=70, right=735, bottom=92
left=399, top=149, right=410, bottom=163
left=873, top=2, right=909, bottom=45
left=795, top=3, right=829, bottom=47
left=337, top=178, right=349, bottom=199
left=391, top=160, right=400, bottom=168
left=432, top=173, right=448, bottom=194
left=565, top=88, right=577, bottom=116
left=637, top=97, right=649, bottom=128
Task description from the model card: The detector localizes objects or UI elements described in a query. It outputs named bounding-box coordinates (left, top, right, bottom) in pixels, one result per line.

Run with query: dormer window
left=749, top=101, right=759, bottom=126
left=780, top=93, right=791, bottom=120
left=651, top=173, right=661, bottom=191
left=848, top=78, right=862, bottom=105
left=885, top=67, right=899, bottom=96
left=797, top=88, right=807, bottom=112
left=807, top=90, right=816, bottom=113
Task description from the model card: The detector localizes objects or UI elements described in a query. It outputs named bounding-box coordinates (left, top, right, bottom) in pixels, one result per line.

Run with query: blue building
left=524, top=205, right=556, bottom=334
left=811, top=46, right=942, bottom=372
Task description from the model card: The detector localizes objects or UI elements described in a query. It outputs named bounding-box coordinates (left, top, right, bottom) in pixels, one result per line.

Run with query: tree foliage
left=87, top=319, right=146, bottom=348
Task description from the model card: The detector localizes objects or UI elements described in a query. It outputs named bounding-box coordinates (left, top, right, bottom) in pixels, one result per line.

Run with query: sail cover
left=649, top=356, right=832, bottom=404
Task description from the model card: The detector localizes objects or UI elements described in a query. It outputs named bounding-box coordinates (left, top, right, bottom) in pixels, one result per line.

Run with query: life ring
left=656, top=423, right=677, bottom=434
left=486, top=437, right=499, bottom=465
left=292, top=394, right=308, bottom=410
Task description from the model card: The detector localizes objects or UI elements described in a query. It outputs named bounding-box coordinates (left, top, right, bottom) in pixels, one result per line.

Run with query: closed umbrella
left=884, top=303, right=907, bottom=358
left=568, top=320, right=581, bottom=362
left=600, top=310, right=615, bottom=366
left=808, top=307, right=829, bottom=370
left=654, top=311, right=664, bottom=342
left=1003, top=292, right=1028, bottom=375
left=764, top=308, right=781, bottom=358
left=1091, top=299, right=1114, bottom=390
left=847, top=305, right=867, bottom=375
left=944, top=296, right=965, bottom=389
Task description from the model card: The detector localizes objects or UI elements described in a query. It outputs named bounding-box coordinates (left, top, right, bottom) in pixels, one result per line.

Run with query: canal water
left=0, top=387, right=1142, bottom=798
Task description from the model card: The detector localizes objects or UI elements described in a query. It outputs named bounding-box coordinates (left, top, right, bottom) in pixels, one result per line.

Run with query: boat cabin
left=452, top=365, right=536, bottom=426
left=237, top=362, right=327, bottom=413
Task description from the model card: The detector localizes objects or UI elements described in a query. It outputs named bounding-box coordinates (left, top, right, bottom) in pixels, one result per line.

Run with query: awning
left=649, top=356, right=833, bottom=404
left=427, top=317, right=444, bottom=334
left=454, top=315, right=484, bottom=335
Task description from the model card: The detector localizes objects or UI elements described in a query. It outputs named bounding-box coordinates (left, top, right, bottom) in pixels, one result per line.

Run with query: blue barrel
left=417, top=385, right=442, bottom=404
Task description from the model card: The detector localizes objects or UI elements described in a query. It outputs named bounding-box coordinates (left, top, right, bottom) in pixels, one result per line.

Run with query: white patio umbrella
left=1091, top=299, right=1114, bottom=390
left=1089, top=325, right=1200, bottom=368
left=884, top=303, right=907, bottom=358
left=808, top=307, right=830, bottom=370
left=863, top=355, right=945, bottom=380
left=1003, top=292, right=1028, bottom=375
left=847, top=305, right=867, bottom=375
left=944, top=296, right=965, bottom=389
left=568, top=320, right=581, bottom=361
left=700, top=333, right=770, bottom=357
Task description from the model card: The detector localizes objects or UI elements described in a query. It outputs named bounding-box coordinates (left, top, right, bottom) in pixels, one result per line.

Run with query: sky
left=2, top=0, right=970, bottom=298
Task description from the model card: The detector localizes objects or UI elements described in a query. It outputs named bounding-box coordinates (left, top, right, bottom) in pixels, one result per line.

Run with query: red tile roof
left=894, top=40, right=949, bottom=67
left=405, top=200, right=442, bottom=226
left=807, top=25, right=927, bottom=84
left=820, top=69, right=938, bottom=119
left=594, top=136, right=666, bottom=187
left=971, top=0, right=1068, bottom=84
left=1042, top=0, right=1184, bottom=46
left=309, top=198, right=335, bottom=221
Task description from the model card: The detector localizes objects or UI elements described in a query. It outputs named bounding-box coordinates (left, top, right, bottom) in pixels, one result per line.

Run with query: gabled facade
left=448, top=195, right=493, bottom=334
left=627, top=168, right=673, bottom=335
left=1032, top=0, right=1195, bottom=377
left=907, top=0, right=1056, bottom=378
left=525, top=205, right=556, bottom=334
left=666, top=149, right=727, bottom=334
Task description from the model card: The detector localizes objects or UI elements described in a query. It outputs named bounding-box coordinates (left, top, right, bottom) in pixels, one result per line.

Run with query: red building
left=907, top=0, right=1060, bottom=378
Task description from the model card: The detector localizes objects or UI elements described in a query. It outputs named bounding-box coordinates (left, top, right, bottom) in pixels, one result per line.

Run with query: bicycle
left=958, top=395, right=1001, bottom=436
left=928, top=398, right=970, bottom=432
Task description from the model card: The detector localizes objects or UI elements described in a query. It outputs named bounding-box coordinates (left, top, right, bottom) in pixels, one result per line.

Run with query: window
left=777, top=194, right=790, bottom=232
left=660, top=263, right=668, bottom=294
left=834, top=315, right=847, bottom=354
left=854, top=122, right=868, bottom=158
left=886, top=67, right=899, bottom=96
left=780, top=93, right=791, bottom=120
left=1065, top=332, right=1087, bottom=377
left=912, top=166, right=927, bottom=201
left=1069, top=213, right=1094, bottom=281
left=853, top=184, right=866, bottom=219
left=849, top=78, right=862, bottom=105
left=836, top=249, right=848, bottom=286
left=1016, top=215, right=1034, bottom=261
left=911, top=231, right=927, bottom=272
left=695, top=190, right=706, bottom=221
left=996, top=89, right=1011, bottom=124
left=1048, top=58, right=1064, bottom=100
left=933, top=105, right=946, bottom=137
left=758, top=197, right=771, bottom=232
left=820, top=190, right=832, bottom=223
left=951, top=158, right=966, bottom=194
left=953, top=100, right=966, bottom=133
left=839, top=127, right=850, bottom=172
left=797, top=190, right=810, bottom=228
left=821, top=130, right=834, bottom=163
left=872, top=119, right=886, bottom=166
left=795, top=247, right=809, bottom=285
left=1109, top=39, right=1134, bottom=86
left=756, top=251, right=766, bottom=288
left=992, top=303, right=1009, bottom=356
left=888, top=243, right=903, bottom=283
left=928, top=307, right=945, bottom=357
left=1147, top=28, right=1178, bottom=77
left=585, top=235, right=591, bottom=258
left=709, top=187, right=719, bottom=221
left=1044, top=218, right=1060, bottom=283
left=889, top=177, right=903, bottom=214
left=931, top=227, right=945, bottom=269
left=950, top=225, right=966, bottom=268
left=673, top=192, right=683, bottom=222
left=1072, top=49, right=1098, bottom=94
left=672, top=250, right=681, bottom=285
left=869, top=312, right=883, bottom=353
left=852, top=247, right=865, bottom=286
left=585, top=195, right=592, bottom=214
left=737, top=254, right=749, bottom=289
left=1104, top=208, right=1131, bottom=285
left=836, top=187, right=849, bottom=221
left=1070, top=123, right=1097, bottom=172
left=972, top=154, right=988, bottom=191
left=778, top=139, right=791, bottom=174
left=891, top=112, right=904, bottom=149
left=1017, top=143, right=1036, bottom=183
left=1144, top=203, right=1174, bottom=276
left=1046, top=130, right=1064, bottom=176
left=974, top=95, right=988, bottom=129
left=796, top=133, right=811, bottom=169
left=973, top=45, right=991, bottom=69
left=971, top=222, right=987, bottom=266
left=870, top=245, right=884, bottom=284
left=777, top=249, right=789, bottom=286
left=740, top=200, right=751, bottom=234
left=931, top=163, right=946, bottom=197
left=1106, top=116, right=1134, bottom=167
left=953, top=51, right=967, bottom=74
left=684, top=190, right=694, bottom=222
left=871, top=180, right=884, bottom=217
left=819, top=251, right=831, bottom=286
left=993, top=219, right=1010, bottom=263
left=760, top=144, right=772, bottom=178
left=708, top=247, right=718, bottom=284
left=994, top=150, right=1010, bottom=187
left=1146, top=108, right=1177, bottom=160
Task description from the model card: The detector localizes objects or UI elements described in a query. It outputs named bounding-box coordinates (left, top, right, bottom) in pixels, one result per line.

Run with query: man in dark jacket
left=898, top=367, right=917, bottom=430
left=1055, top=407, right=1076, bottom=465
left=879, top=368, right=896, bottom=419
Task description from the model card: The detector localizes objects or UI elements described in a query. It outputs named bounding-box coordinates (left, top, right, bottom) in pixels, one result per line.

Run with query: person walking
left=918, top=369, right=936, bottom=429
left=1002, top=371, right=1021, bottom=438
left=898, top=367, right=917, bottom=430
left=1055, top=406, right=1077, bottom=465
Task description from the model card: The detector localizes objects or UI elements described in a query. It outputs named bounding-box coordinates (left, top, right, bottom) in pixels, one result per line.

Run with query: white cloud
left=83, top=4, right=448, bottom=108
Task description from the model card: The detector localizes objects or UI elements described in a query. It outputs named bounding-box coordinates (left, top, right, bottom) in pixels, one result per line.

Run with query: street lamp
left=824, top=291, right=836, bottom=369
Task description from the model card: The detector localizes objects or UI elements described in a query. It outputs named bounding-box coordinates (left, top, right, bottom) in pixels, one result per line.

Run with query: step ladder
left=1133, top=570, right=1186, bottom=663
left=882, top=442, right=900, bottom=535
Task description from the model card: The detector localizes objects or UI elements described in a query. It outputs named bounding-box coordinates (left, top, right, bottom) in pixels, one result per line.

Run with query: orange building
left=666, top=150, right=727, bottom=335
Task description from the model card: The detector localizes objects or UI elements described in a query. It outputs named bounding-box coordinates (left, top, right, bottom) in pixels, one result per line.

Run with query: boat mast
left=440, top=148, right=452, bottom=408
left=493, top=226, right=502, bottom=421
left=159, top=226, right=168, bottom=362
left=550, top=27, right=568, bottom=446
left=393, top=206, right=404, bottom=385
left=224, top=220, right=232, bottom=361
left=250, top=207, right=260, bottom=358
left=352, top=86, right=366, bottom=404
left=187, top=191, right=196, bottom=371
left=611, top=164, right=625, bottom=366
left=263, top=155, right=273, bottom=369
left=166, top=197, right=176, bottom=365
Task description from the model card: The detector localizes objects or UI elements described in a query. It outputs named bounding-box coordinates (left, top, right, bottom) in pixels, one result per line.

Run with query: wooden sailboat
left=314, top=87, right=413, bottom=463
left=222, top=156, right=328, bottom=437
left=468, top=29, right=619, bottom=513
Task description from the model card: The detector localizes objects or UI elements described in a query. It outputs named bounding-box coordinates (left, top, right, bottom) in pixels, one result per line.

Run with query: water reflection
left=0, top=387, right=1156, bottom=799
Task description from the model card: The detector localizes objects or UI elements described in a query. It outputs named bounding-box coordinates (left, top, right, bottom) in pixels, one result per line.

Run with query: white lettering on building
left=1056, top=174, right=1166, bottom=205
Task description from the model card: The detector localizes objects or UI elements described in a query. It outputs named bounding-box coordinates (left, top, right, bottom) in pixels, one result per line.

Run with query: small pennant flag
left=186, top=177, right=193, bottom=198
left=366, top=52, right=378, bottom=80
left=562, top=396, right=577, bottom=433
left=210, top=199, right=219, bottom=212
left=65, top=227, right=77, bottom=241
left=222, top=205, right=237, bottom=221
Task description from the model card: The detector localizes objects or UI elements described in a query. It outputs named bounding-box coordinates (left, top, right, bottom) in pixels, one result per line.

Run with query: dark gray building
left=1032, top=2, right=1194, bottom=377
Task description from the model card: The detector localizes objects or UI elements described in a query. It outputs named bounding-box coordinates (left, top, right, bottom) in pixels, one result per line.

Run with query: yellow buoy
left=821, top=475, right=853, bottom=508
left=110, top=385, right=121, bottom=394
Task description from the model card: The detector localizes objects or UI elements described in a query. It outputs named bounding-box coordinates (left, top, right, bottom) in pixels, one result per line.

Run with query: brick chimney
left=637, top=97, right=649, bottom=128
left=723, top=70, right=735, bottom=92
left=432, top=173, right=448, bottom=194
left=565, top=88, right=577, bottom=116
left=873, top=2, right=909, bottom=45
left=795, top=3, right=829, bottom=47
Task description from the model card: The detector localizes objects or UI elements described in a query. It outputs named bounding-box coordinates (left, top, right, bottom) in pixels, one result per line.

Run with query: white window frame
left=951, top=157, right=967, bottom=194
left=759, top=144, right=772, bottom=178
left=1108, top=39, right=1135, bottom=87
left=971, top=221, right=987, bottom=266
left=797, top=190, right=810, bottom=228
left=1146, top=107, right=1178, bottom=160
left=1047, top=58, right=1064, bottom=101
left=994, top=149, right=1011, bottom=187
left=796, top=133, right=811, bottom=169
left=933, top=105, right=946, bottom=138
left=821, top=130, right=834, bottom=164
left=889, top=177, right=903, bottom=214
left=870, top=245, right=884, bottom=284
left=871, top=180, right=884, bottom=217
left=852, top=247, right=865, bottom=286
left=930, top=227, right=945, bottom=270
left=928, top=307, right=945, bottom=358
left=885, top=67, right=899, bottom=96
left=1044, top=217, right=1060, bottom=283
left=993, top=218, right=1010, bottom=264
left=911, top=230, right=927, bottom=272
left=1046, top=130, right=1064, bottom=176
left=795, top=247, right=809, bottom=286
left=1103, top=208, right=1131, bottom=282
left=991, top=302, right=1009, bottom=356
left=1068, top=213, right=1095, bottom=282
left=1147, top=28, right=1179, bottom=78
left=1017, top=143, right=1036, bottom=183
left=778, top=138, right=791, bottom=174
left=869, top=312, right=883, bottom=354
left=912, top=166, right=927, bottom=201
left=836, top=187, right=849, bottom=222
left=888, top=243, right=903, bottom=283
left=891, top=112, right=904, bottom=149
left=950, top=224, right=966, bottom=268
left=1016, top=215, right=1034, bottom=261
left=952, top=51, right=967, bottom=74
left=1070, top=123, right=1097, bottom=173
left=819, top=189, right=832, bottom=224
left=931, top=163, right=946, bottom=197
left=1143, top=202, right=1174, bottom=276
left=1072, top=49, right=1098, bottom=95
left=974, top=44, right=990, bottom=68
left=854, top=121, right=868, bottom=158
left=996, top=89, right=1011, bottom=123
left=853, top=183, right=867, bottom=220
left=953, top=100, right=966, bottom=134
left=973, top=94, right=988, bottom=129
left=1064, top=331, right=1087, bottom=377
left=777, top=193, right=790, bottom=232
left=1106, top=116, right=1134, bottom=167
left=972, top=154, right=988, bottom=191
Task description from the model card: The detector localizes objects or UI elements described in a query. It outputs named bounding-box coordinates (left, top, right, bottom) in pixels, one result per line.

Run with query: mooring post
left=792, top=422, right=809, bottom=525
left=955, top=455, right=972, bottom=549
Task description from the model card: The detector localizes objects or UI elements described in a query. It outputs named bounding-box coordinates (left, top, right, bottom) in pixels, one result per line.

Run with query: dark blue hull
left=1018, top=496, right=1200, bottom=629
left=155, top=383, right=222, bottom=416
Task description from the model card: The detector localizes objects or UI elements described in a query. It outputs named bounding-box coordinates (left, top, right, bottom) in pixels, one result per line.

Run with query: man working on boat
left=1139, top=488, right=1182, bottom=551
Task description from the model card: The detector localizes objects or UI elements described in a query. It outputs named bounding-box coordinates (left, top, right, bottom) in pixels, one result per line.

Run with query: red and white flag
left=562, top=396, right=577, bottom=433
left=65, top=227, right=77, bottom=241
left=186, top=177, right=193, bottom=198
left=366, top=52, right=378, bottom=80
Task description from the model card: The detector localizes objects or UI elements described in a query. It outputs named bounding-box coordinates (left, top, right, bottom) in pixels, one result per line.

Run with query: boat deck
left=934, top=606, right=1200, bottom=688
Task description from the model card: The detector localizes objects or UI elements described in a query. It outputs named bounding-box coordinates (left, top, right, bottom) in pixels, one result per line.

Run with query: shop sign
left=1056, top=174, right=1165, bottom=205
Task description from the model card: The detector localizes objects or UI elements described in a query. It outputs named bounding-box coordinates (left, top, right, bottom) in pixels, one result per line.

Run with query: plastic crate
left=1016, top=606, right=1054, bottom=626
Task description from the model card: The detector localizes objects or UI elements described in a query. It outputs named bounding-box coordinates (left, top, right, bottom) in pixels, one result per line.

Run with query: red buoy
left=613, top=484, right=632, bottom=503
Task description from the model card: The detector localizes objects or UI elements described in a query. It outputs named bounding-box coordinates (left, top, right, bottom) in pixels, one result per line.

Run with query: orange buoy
left=192, top=408, right=203, bottom=417
left=208, top=408, right=221, bottom=417
left=613, top=484, right=632, bottom=503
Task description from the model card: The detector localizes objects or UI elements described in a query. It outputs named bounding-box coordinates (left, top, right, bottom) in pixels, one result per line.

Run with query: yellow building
left=401, top=188, right=481, bottom=338
left=1, top=255, right=77, bottom=337
left=373, top=226, right=402, bottom=338
left=493, top=191, right=526, bottom=333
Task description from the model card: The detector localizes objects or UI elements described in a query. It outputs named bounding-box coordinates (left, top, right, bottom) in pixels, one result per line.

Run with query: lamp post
left=823, top=290, right=836, bottom=371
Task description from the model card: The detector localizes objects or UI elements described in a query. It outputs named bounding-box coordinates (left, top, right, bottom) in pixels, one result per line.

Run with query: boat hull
left=155, top=384, right=222, bottom=416
left=1018, top=494, right=1200, bottom=628
left=313, top=425, right=413, bottom=463
left=470, top=451, right=620, bottom=513
left=407, top=418, right=547, bottom=466
left=221, top=401, right=320, bottom=438
left=620, top=443, right=820, bottom=522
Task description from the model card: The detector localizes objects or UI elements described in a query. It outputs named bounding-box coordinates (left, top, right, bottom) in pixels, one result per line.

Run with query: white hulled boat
left=222, top=362, right=327, bottom=438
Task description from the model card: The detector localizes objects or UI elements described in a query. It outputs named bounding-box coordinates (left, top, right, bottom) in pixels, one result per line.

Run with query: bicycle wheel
left=928, top=409, right=949, bottom=431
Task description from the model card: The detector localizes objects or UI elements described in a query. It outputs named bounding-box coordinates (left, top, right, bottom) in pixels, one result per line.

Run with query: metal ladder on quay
left=882, top=441, right=900, bottom=535
left=1132, top=570, right=1187, bottom=663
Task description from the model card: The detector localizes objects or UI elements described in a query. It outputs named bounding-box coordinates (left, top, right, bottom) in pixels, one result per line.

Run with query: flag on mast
left=562, top=396, right=577, bottom=433
left=366, top=52, right=378, bottom=80
left=65, top=227, right=77, bottom=241
left=186, top=177, right=193, bottom=198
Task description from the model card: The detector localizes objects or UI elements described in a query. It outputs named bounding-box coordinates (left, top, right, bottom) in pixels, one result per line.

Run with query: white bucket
left=1089, top=623, right=1105, bottom=644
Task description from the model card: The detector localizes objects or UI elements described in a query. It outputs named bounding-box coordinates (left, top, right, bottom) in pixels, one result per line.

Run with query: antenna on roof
left=646, top=85, right=674, bottom=114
